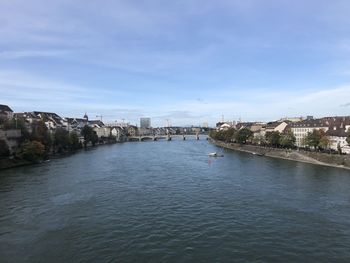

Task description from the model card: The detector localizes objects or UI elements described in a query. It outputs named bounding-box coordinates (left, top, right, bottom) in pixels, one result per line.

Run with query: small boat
left=252, top=152, right=264, bottom=156
left=208, top=152, right=224, bottom=157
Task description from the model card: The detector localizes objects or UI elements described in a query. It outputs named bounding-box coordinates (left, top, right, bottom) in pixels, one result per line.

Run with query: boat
left=208, top=152, right=224, bottom=157
left=252, top=152, right=264, bottom=156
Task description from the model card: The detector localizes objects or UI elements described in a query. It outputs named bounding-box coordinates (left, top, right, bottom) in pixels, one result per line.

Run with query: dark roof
left=289, top=118, right=327, bottom=128
left=14, top=112, right=40, bottom=119
left=66, top=117, right=87, bottom=123
left=0, top=104, right=13, bottom=112
left=324, top=116, right=350, bottom=137
left=33, top=111, right=61, bottom=118
left=236, top=122, right=254, bottom=129
left=326, top=128, right=348, bottom=137
left=266, top=121, right=283, bottom=129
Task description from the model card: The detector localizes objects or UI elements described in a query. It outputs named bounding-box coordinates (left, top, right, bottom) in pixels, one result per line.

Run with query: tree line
left=210, top=127, right=350, bottom=151
left=209, top=128, right=296, bottom=148
left=0, top=117, right=101, bottom=162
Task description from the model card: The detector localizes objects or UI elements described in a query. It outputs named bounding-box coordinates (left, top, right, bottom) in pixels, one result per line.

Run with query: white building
left=93, top=126, right=111, bottom=138
left=290, top=119, right=328, bottom=147
left=324, top=117, right=350, bottom=153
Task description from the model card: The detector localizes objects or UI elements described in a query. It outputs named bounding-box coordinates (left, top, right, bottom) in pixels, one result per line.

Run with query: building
left=127, top=125, right=138, bottom=137
left=111, top=126, right=127, bottom=142
left=31, top=111, right=67, bottom=131
left=93, top=126, right=111, bottom=138
left=66, top=117, right=88, bottom=132
left=265, top=121, right=288, bottom=134
left=13, top=111, right=67, bottom=131
left=67, top=113, right=104, bottom=132
left=324, top=117, right=350, bottom=153
left=0, top=104, right=14, bottom=120
left=216, top=121, right=236, bottom=131
left=140, top=117, right=151, bottom=129
left=290, top=119, right=329, bottom=147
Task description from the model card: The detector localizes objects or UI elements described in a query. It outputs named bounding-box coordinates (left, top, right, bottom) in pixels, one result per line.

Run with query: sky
left=0, top=0, right=350, bottom=127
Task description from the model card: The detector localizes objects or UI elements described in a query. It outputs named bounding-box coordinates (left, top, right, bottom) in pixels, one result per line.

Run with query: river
left=1, top=139, right=350, bottom=262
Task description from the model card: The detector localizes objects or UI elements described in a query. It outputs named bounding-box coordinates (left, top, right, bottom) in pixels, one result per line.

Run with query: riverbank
left=210, top=139, right=350, bottom=170
left=0, top=158, right=33, bottom=170
left=0, top=140, right=126, bottom=171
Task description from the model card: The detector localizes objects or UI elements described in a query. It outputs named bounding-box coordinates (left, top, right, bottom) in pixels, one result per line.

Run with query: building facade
left=290, top=119, right=329, bottom=147
left=0, top=104, right=13, bottom=120
left=140, top=118, right=151, bottom=129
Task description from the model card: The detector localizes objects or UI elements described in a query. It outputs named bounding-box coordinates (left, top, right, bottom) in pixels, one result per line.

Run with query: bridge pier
left=183, top=135, right=186, bottom=140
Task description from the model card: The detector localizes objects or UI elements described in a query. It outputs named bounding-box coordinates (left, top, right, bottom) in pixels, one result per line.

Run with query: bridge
left=128, top=134, right=208, bottom=142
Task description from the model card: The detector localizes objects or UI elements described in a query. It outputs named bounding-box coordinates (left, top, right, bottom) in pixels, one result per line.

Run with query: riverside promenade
left=210, top=138, right=350, bottom=170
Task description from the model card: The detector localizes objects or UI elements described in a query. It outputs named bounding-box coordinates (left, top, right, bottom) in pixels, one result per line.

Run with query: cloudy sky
left=1, top=0, right=350, bottom=126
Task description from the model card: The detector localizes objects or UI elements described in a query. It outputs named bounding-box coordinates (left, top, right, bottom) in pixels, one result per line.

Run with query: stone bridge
left=128, top=134, right=207, bottom=141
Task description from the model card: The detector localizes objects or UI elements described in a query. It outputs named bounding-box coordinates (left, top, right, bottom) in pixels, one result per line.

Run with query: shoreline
left=209, top=139, right=350, bottom=171
left=0, top=140, right=126, bottom=171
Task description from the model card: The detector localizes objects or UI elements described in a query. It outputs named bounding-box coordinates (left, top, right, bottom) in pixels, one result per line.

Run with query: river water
left=1, top=138, right=350, bottom=262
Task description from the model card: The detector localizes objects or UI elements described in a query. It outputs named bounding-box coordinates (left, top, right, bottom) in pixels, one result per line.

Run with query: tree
left=235, top=128, right=253, bottom=144
left=252, top=134, right=266, bottom=145
left=223, top=128, right=236, bottom=142
left=318, top=136, right=330, bottom=150
left=54, top=128, right=71, bottom=153
left=91, top=131, right=98, bottom=146
left=69, top=132, right=81, bottom=151
left=81, top=125, right=93, bottom=148
left=209, top=129, right=234, bottom=142
left=304, top=129, right=326, bottom=150
left=347, top=128, right=350, bottom=145
left=279, top=130, right=296, bottom=148
left=265, top=131, right=281, bottom=147
left=3, top=117, right=30, bottom=142
left=81, top=125, right=99, bottom=147
left=20, top=141, right=45, bottom=162
left=31, top=120, right=52, bottom=151
left=0, top=140, right=10, bottom=157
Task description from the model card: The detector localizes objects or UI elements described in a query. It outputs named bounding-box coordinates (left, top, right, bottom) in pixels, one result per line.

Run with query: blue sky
left=0, top=0, right=350, bottom=126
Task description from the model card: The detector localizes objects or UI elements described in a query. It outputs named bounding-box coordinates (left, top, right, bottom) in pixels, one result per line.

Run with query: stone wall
left=0, top=129, right=22, bottom=154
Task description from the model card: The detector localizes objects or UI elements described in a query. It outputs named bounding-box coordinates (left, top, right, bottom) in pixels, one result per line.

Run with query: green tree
left=235, top=128, right=253, bottom=144
left=69, top=131, right=81, bottom=151
left=265, top=131, right=281, bottom=147
left=20, top=141, right=45, bottom=162
left=81, top=125, right=99, bottom=147
left=0, top=140, right=10, bottom=157
left=209, top=130, right=218, bottom=140
left=252, top=134, right=266, bottom=145
left=3, top=117, right=30, bottom=142
left=304, top=129, right=326, bottom=149
left=81, top=125, right=93, bottom=148
left=223, top=128, right=236, bottom=142
left=91, top=131, right=98, bottom=146
left=318, top=136, right=330, bottom=150
left=31, top=120, right=52, bottom=151
left=54, top=128, right=70, bottom=153
left=279, top=130, right=296, bottom=148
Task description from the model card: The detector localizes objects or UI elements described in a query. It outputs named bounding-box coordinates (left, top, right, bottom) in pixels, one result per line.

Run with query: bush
left=20, top=141, right=45, bottom=162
